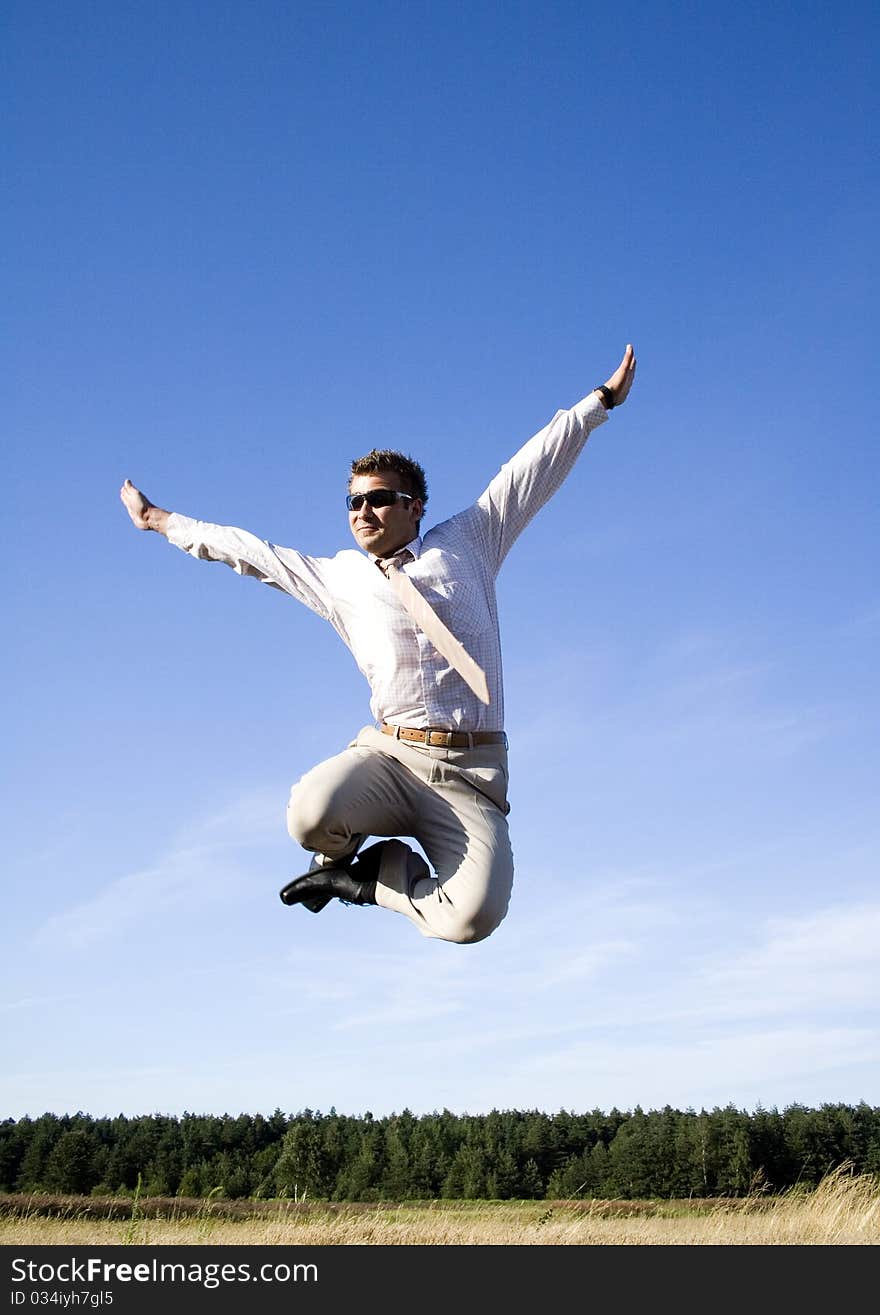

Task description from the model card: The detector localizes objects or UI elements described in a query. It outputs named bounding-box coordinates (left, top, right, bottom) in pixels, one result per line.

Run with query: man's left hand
left=602, top=343, right=637, bottom=407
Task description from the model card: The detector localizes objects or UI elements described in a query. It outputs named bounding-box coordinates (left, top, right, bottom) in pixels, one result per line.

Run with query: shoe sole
left=302, top=894, right=332, bottom=913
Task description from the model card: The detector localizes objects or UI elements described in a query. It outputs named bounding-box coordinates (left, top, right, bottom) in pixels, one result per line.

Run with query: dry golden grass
left=2, top=1167, right=877, bottom=1246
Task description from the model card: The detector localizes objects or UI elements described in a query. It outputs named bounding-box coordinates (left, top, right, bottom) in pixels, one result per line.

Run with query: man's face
left=347, top=471, right=423, bottom=558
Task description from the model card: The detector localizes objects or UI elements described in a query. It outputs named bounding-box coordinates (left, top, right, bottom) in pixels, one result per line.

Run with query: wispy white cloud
left=482, top=1024, right=879, bottom=1115
left=686, top=903, right=880, bottom=1021
left=10, top=770, right=880, bottom=1117
left=31, top=787, right=284, bottom=952
left=507, top=898, right=880, bottom=1037
left=509, top=622, right=852, bottom=767
left=0, top=992, right=90, bottom=1014
left=246, top=895, right=880, bottom=1112
left=33, top=853, right=227, bottom=951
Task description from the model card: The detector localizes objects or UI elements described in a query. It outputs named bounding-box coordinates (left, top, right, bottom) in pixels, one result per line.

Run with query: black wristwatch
left=595, top=384, right=615, bottom=410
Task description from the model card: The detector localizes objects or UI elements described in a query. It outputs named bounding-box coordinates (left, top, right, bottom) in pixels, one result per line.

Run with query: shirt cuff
left=165, top=512, right=197, bottom=548
left=571, top=390, right=611, bottom=428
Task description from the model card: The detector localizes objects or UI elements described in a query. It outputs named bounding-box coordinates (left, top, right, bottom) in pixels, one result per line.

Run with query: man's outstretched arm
left=120, top=479, right=170, bottom=534
left=118, top=479, right=333, bottom=617
left=472, top=343, right=638, bottom=571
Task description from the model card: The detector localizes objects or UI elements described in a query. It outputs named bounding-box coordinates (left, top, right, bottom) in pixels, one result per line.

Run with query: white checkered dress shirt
left=166, top=392, right=608, bottom=731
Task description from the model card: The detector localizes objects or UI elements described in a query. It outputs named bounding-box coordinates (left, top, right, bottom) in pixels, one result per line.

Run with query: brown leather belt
left=380, top=723, right=507, bottom=749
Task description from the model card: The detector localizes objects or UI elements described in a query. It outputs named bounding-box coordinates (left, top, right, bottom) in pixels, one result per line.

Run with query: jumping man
left=120, top=344, right=636, bottom=943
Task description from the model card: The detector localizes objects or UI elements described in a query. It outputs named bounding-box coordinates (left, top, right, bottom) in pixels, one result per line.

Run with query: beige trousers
left=286, top=725, right=514, bottom=943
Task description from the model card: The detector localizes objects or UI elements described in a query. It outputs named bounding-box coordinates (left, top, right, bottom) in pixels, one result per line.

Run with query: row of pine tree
left=3, top=1104, right=879, bottom=1201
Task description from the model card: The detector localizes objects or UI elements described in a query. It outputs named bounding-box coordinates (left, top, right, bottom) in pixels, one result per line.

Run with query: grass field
left=1, top=1167, right=878, bottom=1245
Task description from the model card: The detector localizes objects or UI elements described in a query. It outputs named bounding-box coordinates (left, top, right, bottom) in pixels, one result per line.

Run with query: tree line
left=2, top=1104, right=878, bottom=1202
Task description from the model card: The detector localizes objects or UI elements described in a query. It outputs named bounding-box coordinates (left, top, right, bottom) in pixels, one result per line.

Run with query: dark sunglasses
left=346, top=489, right=414, bottom=512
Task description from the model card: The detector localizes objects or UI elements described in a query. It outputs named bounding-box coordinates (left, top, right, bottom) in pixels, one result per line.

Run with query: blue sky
left=3, top=0, right=878, bottom=1121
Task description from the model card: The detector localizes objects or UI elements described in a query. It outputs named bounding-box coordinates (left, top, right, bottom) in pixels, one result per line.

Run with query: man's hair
left=348, top=449, right=428, bottom=504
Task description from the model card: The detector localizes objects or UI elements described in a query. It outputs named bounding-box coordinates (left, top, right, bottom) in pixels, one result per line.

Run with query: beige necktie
left=377, top=551, right=490, bottom=705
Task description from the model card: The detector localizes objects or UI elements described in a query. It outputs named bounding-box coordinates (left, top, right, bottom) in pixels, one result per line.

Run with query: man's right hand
left=120, top=479, right=170, bottom=534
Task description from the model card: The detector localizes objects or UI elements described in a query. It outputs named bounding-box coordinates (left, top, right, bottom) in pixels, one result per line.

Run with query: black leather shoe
left=279, top=841, right=387, bottom=913
left=279, top=867, right=377, bottom=909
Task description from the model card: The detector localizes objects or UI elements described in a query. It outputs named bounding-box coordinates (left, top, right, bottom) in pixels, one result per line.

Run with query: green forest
left=3, top=1104, right=878, bottom=1202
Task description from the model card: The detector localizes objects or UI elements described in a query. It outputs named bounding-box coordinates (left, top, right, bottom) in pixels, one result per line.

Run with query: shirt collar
left=368, top=534, right=423, bottom=563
